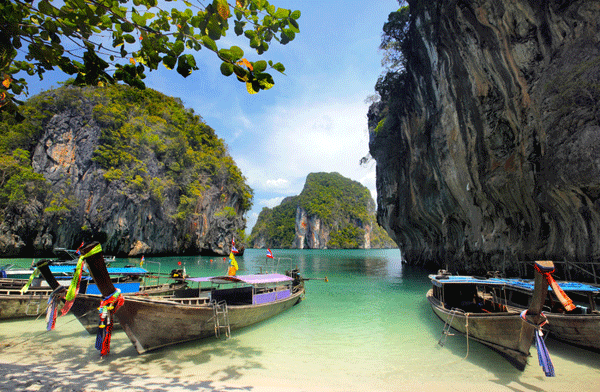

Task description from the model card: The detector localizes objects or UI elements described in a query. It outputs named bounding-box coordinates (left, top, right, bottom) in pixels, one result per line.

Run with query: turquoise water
left=1, top=249, right=600, bottom=391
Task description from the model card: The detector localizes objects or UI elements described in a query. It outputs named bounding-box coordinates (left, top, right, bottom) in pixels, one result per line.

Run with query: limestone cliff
left=0, top=85, right=251, bottom=257
left=249, top=172, right=396, bottom=249
left=369, top=0, right=600, bottom=274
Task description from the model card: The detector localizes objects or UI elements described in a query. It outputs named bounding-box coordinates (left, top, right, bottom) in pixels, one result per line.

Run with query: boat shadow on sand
left=0, top=316, right=267, bottom=390
left=419, top=302, right=524, bottom=373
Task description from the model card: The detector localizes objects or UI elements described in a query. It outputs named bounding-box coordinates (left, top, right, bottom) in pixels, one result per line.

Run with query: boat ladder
left=211, top=300, right=230, bottom=339
left=25, top=296, right=43, bottom=316
left=438, top=308, right=463, bottom=347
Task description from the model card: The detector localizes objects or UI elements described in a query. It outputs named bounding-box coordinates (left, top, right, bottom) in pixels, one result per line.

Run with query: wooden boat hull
left=0, top=288, right=54, bottom=320
left=65, top=282, right=189, bottom=334
left=116, top=286, right=304, bottom=354
left=0, top=278, right=185, bottom=323
left=492, top=278, right=600, bottom=352
left=427, top=289, right=533, bottom=370
left=543, top=313, right=600, bottom=351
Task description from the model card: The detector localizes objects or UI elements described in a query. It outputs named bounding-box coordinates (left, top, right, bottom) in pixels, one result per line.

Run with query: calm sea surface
left=1, top=248, right=599, bottom=391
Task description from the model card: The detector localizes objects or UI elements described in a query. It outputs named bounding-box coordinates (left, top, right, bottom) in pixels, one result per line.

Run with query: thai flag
left=266, top=249, right=274, bottom=259
left=231, top=238, right=239, bottom=254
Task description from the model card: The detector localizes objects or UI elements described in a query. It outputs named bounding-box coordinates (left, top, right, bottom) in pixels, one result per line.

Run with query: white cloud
left=265, top=178, right=290, bottom=189
left=261, top=196, right=286, bottom=208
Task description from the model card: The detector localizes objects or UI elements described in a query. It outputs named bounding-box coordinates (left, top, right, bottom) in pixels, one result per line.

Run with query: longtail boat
left=492, top=276, right=600, bottom=351
left=427, top=260, right=554, bottom=373
left=79, top=242, right=305, bottom=355
left=0, top=282, right=87, bottom=320
left=28, top=259, right=187, bottom=331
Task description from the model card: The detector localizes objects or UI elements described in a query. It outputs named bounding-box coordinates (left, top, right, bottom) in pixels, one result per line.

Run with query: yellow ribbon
left=64, top=243, right=102, bottom=301
left=20, top=267, right=41, bottom=294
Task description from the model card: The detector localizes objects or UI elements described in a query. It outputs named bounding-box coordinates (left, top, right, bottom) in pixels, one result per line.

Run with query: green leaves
left=0, top=0, right=301, bottom=112
left=176, top=54, right=197, bottom=77
left=220, top=62, right=234, bottom=76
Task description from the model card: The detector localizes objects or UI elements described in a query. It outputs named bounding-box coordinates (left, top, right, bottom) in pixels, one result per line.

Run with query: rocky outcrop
left=294, top=207, right=330, bottom=249
left=250, top=172, right=395, bottom=249
left=369, top=0, right=600, bottom=274
left=0, top=86, right=250, bottom=257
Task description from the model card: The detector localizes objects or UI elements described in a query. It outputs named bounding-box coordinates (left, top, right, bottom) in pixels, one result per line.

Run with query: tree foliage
left=0, top=148, right=47, bottom=211
left=298, top=172, right=372, bottom=226
left=375, top=5, right=410, bottom=102
left=379, top=4, right=410, bottom=73
left=0, top=84, right=253, bottom=222
left=0, top=0, right=301, bottom=116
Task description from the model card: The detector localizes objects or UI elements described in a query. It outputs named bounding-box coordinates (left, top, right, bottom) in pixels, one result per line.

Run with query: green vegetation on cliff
left=298, top=172, right=372, bottom=225
left=0, top=84, right=252, bottom=223
left=250, top=197, right=297, bottom=248
left=249, top=172, right=395, bottom=249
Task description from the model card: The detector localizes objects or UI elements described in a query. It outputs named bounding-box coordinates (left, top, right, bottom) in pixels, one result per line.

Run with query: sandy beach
left=2, top=313, right=598, bottom=392
left=2, top=250, right=600, bottom=392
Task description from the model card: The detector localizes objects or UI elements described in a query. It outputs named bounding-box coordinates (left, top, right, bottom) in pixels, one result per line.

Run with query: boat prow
left=428, top=260, right=552, bottom=372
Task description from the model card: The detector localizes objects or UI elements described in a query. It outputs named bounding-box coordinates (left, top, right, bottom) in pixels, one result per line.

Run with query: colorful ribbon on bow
left=533, top=262, right=575, bottom=312
left=45, top=286, right=66, bottom=331
left=96, top=288, right=124, bottom=358
left=521, top=309, right=554, bottom=377
left=61, top=243, right=103, bottom=315
left=20, top=263, right=45, bottom=294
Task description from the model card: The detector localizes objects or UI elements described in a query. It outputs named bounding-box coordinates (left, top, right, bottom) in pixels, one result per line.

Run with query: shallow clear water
left=1, top=249, right=599, bottom=391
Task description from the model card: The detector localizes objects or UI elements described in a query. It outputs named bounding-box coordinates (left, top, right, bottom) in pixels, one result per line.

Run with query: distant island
left=249, top=172, right=396, bottom=249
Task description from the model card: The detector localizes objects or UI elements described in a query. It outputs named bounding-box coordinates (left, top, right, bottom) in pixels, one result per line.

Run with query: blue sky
left=23, top=0, right=401, bottom=234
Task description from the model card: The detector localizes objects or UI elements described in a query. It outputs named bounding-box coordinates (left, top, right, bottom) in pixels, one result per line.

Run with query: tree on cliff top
left=0, top=0, right=301, bottom=116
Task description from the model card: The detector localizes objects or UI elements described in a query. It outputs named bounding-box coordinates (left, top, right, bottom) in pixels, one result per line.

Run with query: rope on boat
left=464, top=313, right=470, bottom=360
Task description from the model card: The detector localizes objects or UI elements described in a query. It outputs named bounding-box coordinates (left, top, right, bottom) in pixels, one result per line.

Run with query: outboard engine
left=286, top=268, right=302, bottom=286
left=170, top=269, right=185, bottom=280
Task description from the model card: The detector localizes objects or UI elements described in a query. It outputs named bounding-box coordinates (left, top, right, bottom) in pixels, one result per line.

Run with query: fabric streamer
left=45, top=292, right=59, bottom=331
left=533, top=262, right=575, bottom=311
left=520, top=309, right=554, bottom=377
left=46, top=286, right=67, bottom=331
left=535, top=329, right=555, bottom=377
left=96, top=289, right=124, bottom=358
left=20, top=266, right=42, bottom=294
left=62, top=243, right=103, bottom=315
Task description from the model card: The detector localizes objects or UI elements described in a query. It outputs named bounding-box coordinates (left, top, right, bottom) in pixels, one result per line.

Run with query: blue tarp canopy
left=429, top=275, right=600, bottom=293
left=49, top=265, right=147, bottom=275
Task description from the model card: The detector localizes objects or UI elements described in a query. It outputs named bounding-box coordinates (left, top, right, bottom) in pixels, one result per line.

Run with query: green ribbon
left=64, top=243, right=103, bottom=302
left=20, top=267, right=41, bottom=294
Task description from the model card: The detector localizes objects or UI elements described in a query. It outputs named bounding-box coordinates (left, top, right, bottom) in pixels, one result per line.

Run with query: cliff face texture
left=0, top=86, right=250, bottom=257
left=369, top=0, right=600, bottom=273
left=293, top=205, right=374, bottom=249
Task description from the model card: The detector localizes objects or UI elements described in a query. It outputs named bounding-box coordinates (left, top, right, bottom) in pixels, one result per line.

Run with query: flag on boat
left=140, top=255, right=144, bottom=267
left=266, top=249, right=274, bottom=259
left=228, top=252, right=238, bottom=276
left=231, top=238, right=239, bottom=254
